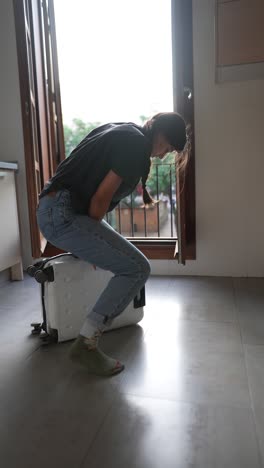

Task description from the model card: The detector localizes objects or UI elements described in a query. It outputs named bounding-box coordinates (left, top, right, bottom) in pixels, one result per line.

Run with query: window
left=14, top=0, right=196, bottom=262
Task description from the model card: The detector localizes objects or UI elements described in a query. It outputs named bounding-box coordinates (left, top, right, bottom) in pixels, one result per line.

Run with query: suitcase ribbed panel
left=43, top=256, right=144, bottom=342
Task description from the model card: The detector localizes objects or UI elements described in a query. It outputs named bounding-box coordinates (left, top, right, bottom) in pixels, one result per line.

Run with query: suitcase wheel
left=34, top=270, right=49, bottom=284
left=27, top=260, right=46, bottom=277
left=40, top=330, right=58, bottom=345
left=30, top=322, right=42, bottom=335
left=27, top=265, right=37, bottom=277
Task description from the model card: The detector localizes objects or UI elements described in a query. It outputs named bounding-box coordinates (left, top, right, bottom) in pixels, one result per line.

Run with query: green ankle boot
left=69, top=335, right=124, bottom=377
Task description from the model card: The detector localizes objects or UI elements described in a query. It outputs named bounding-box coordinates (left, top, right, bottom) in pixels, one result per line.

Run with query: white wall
left=151, top=0, right=264, bottom=277
left=0, top=0, right=32, bottom=268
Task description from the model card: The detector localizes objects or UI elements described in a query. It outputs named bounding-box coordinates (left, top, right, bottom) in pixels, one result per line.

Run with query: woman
left=37, top=112, right=189, bottom=377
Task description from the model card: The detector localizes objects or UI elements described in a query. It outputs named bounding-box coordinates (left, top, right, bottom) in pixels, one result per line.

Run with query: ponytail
left=141, top=145, right=190, bottom=207
left=141, top=159, right=159, bottom=207
left=142, top=182, right=157, bottom=207
left=140, top=113, right=190, bottom=206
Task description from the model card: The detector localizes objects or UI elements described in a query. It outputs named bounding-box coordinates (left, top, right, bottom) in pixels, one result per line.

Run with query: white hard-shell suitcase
left=28, top=253, right=145, bottom=343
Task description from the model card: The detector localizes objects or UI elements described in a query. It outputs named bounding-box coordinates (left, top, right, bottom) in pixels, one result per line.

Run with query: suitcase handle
left=27, top=253, right=76, bottom=281
left=37, top=252, right=75, bottom=270
left=133, top=286, right=145, bottom=308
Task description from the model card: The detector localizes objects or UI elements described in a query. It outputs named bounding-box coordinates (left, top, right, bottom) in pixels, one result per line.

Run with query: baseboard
left=0, top=268, right=11, bottom=285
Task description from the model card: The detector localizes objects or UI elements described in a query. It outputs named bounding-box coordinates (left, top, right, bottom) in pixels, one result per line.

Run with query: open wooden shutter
left=14, top=0, right=43, bottom=257
left=14, top=0, right=65, bottom=258
left=171, top=0, right=196, bottom=264
left=41, top=0, right=65, bottom=170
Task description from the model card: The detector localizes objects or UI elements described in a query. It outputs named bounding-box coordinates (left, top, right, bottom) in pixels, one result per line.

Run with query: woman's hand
left=88, top=170, right=123, bottom=220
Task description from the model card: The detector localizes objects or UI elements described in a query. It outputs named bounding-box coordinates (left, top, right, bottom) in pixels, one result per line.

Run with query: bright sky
left=53, top=0, right=173, bottom=126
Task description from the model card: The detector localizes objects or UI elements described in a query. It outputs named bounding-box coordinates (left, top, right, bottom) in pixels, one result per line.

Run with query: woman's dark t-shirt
left=39, top=122, right=151, bottom=214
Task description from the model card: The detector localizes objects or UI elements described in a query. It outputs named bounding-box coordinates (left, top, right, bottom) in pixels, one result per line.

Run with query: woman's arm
left=88, top=170, right=123, bottom=220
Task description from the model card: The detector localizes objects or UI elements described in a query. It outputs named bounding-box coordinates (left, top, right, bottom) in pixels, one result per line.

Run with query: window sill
left=43, top=239, right=196, bottom=261
left=128, top=238, right=177, bottom=260
left=129, top=238, right=196, bottom=260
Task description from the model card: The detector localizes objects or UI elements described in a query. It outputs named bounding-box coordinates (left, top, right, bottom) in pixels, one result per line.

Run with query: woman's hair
left=141, top=112, right=190, bottom=206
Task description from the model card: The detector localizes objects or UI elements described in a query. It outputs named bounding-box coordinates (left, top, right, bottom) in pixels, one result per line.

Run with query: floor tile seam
left=118, top=389, right=252, bottom=411
left=79, top=389, right=123, bottom=468
left=143, top=317, right=238, bottom=325
left=232, top=278, right=264, bottom=468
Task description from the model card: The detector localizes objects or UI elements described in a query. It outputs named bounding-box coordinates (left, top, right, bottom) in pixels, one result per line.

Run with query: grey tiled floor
left=1, top=275, right=264, bottom=468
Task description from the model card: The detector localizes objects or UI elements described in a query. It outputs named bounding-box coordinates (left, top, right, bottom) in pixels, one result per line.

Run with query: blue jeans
left=36, top=190, right=151, bottom=327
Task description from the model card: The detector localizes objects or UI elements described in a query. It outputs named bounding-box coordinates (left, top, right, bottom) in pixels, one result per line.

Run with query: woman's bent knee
left=135, top=255, right=151, bottom=283
left=142, top=258, right=151, bottom=280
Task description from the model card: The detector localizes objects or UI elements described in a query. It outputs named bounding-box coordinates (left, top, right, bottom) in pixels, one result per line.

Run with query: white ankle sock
left=80, top=318, right=104, bottom=339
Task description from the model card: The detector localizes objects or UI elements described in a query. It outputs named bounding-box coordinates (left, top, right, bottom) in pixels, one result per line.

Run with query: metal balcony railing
left=106, top=162, right=178, bottom=239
